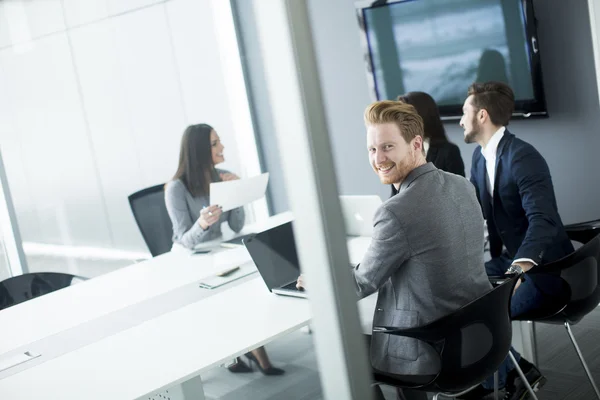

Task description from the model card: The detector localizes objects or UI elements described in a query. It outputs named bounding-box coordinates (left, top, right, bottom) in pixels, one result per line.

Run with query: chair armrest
left=373, top=325, right=445, bottom=344
left=488, top=273, right=520, bottom=286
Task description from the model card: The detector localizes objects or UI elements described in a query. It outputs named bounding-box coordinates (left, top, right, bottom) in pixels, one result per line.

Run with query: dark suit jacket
left=470, top=131, right=573, bottom=293
left=427, top=141, right=465, bottom=177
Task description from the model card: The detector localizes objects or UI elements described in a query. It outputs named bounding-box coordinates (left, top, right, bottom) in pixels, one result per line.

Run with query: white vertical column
left=0, top=148, right=28, bottom=276
left=251, top=1, right=373, bottom=399
left=210, top=0, right=269, bottom=223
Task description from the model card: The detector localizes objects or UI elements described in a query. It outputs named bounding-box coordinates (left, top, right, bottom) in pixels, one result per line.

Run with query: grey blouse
left=165, top=169, right=245, bottom=249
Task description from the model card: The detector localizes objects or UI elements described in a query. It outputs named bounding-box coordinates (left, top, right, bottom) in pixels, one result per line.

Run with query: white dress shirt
left=480, top=126, right=505, bottom=197
left=481, top=126, right=536, bottom=267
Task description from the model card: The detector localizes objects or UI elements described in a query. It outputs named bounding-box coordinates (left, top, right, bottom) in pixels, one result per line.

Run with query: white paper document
left=210, top=173, right=269, bottom=212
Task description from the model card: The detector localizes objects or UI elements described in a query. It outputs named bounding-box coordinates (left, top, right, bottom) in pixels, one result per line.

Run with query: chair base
left=508, top=352, right=539, bottom=400
left=432, top=384, right=480, bottom=400
left=565, top=322, right=600, bottom=399
left=372, top=379, right=480, bottom=400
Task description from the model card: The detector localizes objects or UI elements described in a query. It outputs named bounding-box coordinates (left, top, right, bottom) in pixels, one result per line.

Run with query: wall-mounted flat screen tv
left=356, top=0, right=548, bottom=120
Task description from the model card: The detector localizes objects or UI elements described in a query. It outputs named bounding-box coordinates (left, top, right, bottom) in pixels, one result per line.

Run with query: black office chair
left=565, top=219, right=600, bottom=244
left=0, top=272, right=85, bottom=311
left=128, top=184, right=173, bottom=257
left=372, top=275, right=537, bottom=400
left=513, top=234, right=600, bottom=399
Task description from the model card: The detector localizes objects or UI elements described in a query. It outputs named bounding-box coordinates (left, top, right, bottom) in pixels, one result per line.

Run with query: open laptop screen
left=243, top=222, right=301, bottom=290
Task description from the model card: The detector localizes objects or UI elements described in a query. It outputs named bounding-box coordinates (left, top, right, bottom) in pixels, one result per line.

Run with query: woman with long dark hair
left=166, top=123, right=244, bottom=248
left=397, top=92, right=465, bottom=177
left=165, top=124, right=284, bottom=375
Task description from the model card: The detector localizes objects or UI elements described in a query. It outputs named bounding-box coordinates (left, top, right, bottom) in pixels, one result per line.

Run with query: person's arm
left=165, top=182, right=213, bottom=249
left=511, top=146, right=560, bottom=267
left=228, top=206, right=245, bottom=233
left=352, top=205, right=411, bottom=299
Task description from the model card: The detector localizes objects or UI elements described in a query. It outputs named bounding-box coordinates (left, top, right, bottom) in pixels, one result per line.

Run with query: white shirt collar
left=480, top=126, right=506, bottom=161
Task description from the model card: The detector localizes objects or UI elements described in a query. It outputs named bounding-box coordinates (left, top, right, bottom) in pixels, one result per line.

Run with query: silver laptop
left=339, top=195, right=382, bottom=237
left=243, top=222, right=307, bottom=298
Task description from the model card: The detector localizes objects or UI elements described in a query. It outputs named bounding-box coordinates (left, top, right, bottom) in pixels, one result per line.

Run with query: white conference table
left=0, top=213, right=295, bottom=356
left=0, top=212, right=376, bottom=399
left=0, top=277, right=377, bottom=400
left=0, top=210, right=535, bottom=399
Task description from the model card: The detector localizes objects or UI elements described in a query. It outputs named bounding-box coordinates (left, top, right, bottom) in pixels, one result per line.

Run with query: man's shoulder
left=503, top=132, right=544, bottom=161
left=385, top=169, right=470, bottom=208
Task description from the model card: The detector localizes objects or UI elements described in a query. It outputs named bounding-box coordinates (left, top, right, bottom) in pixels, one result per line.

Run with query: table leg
left=181, top=375, right=206, bottom=400
left=519, top=321, right=538, bottom=365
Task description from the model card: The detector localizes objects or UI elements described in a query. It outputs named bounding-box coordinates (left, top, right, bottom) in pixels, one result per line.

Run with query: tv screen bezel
left=355, top=0, right=548, bottom=120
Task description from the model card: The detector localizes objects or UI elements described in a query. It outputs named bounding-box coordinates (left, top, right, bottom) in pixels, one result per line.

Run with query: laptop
left=243, top=222, right=307, bottom=298
left=339, top=195, right=382, bottom=237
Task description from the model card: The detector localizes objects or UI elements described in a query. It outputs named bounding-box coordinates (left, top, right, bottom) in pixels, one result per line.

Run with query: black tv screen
left=356, top=0, right=548, bottom=119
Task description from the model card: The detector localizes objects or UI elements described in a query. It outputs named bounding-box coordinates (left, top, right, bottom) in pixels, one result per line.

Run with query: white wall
left=0, top=0, right=246, bottom=252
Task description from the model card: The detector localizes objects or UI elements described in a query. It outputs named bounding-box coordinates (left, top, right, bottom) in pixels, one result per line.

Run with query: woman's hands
left=199, top=205, right=223, bottom=230
left=198, top=172, right=238, bottom=230
left=220, top=172, right=240, bottom=181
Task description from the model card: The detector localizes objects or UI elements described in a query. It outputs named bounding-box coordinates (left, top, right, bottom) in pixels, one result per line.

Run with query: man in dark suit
left=459, top=81, right=573, bottom=399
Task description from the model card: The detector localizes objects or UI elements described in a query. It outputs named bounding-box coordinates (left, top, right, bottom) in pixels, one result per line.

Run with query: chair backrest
left=433, top=275, right=518, bottom=391
left=565, top=220, right=600, bottom=244
left=128, top=184, right=173, bottom=257
left=377, top=275, right=518, bottom=392
left=541, top=234, right=600, bottom=323
left=0, top=272, right=83, bottom=311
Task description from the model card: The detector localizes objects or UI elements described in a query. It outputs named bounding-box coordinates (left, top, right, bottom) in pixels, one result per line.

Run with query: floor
left=198, top=308, right=600, bottom=400
left=8, top=254, right=600, bottom=400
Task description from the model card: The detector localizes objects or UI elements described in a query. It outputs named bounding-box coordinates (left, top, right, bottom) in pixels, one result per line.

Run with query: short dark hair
left=467, top=82, right=515, bottom=126
left=397, top=91, right=448, bottom=144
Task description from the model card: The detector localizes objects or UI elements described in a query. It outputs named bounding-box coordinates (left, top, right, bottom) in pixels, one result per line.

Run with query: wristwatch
left=507, top=264, right=526, bottom=281
left=507, top=264, right=523, bottom=274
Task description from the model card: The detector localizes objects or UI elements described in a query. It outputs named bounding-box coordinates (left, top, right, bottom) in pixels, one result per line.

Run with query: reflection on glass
left=364, top=0, right=534, bottom=104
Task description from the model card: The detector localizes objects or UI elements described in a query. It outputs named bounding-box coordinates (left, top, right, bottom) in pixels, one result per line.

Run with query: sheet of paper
left=210, top=173, right=269, bottom=212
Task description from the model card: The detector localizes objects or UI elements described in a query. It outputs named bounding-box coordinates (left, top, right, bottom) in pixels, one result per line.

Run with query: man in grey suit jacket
left=298, top=101, right=491, bottom=399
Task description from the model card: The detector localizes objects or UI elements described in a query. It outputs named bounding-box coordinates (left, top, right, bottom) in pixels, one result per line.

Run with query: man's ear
left=413, top=135, right=423, bottom=152
left=478, top=108, right=489, bottom=124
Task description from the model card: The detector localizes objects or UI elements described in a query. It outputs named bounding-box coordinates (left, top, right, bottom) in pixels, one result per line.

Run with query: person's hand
left=506, top=261, right=533, bottom=293
left=199, top=205, right=223, bottom=230
left=220, top=172, right=240, bottom=181
left=296, top=274, right=306, bottom=290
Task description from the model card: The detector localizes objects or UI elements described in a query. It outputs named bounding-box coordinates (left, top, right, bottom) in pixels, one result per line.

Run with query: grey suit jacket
left=353, top=163, right=491, bottom=376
